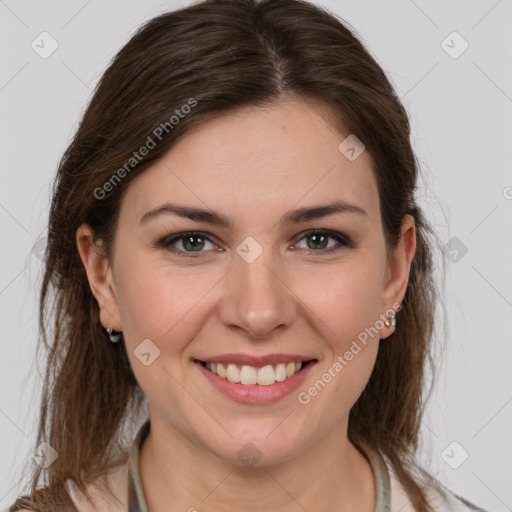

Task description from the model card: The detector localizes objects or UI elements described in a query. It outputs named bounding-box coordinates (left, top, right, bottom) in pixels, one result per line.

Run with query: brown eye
left=158, top=231, right=218, bottom=257
left=305, top=233, right=329, bottom=250
left=181, top=235, right=207, bottom=251
left=294, top=229, right=352, bottom=254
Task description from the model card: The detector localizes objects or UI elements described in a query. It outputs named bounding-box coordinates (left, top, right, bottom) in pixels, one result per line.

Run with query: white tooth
left=275, top=363, right=287, bottom=381
left=217, top=363, right=227, bottom=378
left=218, top=362, right=301, bottom=385
left=226, top=363, right=241, bottom=383
left=257, top=365, right=276, bottom=385
left=240, top=365, right=257, bottom=385
left=286, top=362, right=296, bottom=378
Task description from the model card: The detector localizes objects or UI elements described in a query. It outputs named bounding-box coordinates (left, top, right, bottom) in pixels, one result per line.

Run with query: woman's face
left=82, top=97, right=414, bottom=466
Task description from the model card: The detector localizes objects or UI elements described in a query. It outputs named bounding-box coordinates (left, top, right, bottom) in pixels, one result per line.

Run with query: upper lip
left=195, top=353, right=316, bottom=367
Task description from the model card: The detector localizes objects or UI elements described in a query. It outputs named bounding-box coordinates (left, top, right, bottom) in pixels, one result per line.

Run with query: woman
left=10, top=0, right=488, bottom=510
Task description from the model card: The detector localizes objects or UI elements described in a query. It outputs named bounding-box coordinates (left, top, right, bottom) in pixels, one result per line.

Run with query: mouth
left=195, top=359, right=317, bottom=386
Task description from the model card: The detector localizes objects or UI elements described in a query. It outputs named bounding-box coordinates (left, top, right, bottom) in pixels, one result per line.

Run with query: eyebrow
left=139, top=199, right=368, bottom=227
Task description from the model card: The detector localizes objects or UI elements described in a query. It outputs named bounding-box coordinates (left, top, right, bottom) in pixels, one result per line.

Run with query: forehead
left=121, top=98, right=380, bottom=227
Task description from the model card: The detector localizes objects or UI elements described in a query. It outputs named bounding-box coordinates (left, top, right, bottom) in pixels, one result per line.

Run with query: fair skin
left=77, top=97, right=416, bottom=512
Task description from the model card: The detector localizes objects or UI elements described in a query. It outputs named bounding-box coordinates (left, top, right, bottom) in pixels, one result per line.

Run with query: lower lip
left=195, top=360, right=316, bottom=404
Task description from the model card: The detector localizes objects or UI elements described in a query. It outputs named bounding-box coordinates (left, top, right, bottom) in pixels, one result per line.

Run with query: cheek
left=292, top=261, right=383, bottom=410
left=300, top=260, right=384, bottom=348
left=113, top=260, right=224, bottom=404
left=114, top=253, right=216, bottom=341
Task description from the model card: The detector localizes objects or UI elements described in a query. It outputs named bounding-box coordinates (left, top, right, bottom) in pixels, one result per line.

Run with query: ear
left=379, top=214, right=416, bottom=337
left=76, top=223, right=122, bottom=331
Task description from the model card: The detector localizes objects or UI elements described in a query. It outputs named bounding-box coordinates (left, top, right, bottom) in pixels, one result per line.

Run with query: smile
left=194, top=358, right=318, bottom=404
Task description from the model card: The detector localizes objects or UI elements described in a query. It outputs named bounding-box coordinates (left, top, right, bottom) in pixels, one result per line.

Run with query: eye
left=158, top=231, right=219, bottom=257
left=293, top=229, right=353, bottom=254
left=156, top=228, right=353, bottom=259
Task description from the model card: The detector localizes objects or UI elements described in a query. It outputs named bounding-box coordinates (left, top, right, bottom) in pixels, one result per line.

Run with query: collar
left=127, top=419, right=150, bottom=512
left=126, top=420, right=391, bottom=511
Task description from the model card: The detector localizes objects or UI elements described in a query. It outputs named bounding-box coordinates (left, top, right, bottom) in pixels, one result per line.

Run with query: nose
left=217, top=251, right=297, bottom=340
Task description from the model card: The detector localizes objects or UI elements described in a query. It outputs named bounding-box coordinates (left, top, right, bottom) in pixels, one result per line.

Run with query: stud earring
left=384, top=311, right=397, bottom=329
left=106, top=325, right=122, bottom=343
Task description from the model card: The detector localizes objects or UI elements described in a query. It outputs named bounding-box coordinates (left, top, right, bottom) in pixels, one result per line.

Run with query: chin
left=205, top=429, right=307, bottom=469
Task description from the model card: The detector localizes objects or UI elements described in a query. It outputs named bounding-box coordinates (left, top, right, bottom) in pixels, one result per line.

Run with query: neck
left=138, top=415, right=376, bottom=512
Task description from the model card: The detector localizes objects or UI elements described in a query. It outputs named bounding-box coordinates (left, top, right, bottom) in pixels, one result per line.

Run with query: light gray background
left=1, top=0, right=511, bottom=510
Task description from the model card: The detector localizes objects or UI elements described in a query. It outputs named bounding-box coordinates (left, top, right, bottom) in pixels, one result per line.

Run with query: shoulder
left=5, top=485, right=78, bottom=512
left=65, top=462, right=129, bottom=512
left=7, top=462, right=128, bottom=512
left=389, top=467, right=489, bottom=512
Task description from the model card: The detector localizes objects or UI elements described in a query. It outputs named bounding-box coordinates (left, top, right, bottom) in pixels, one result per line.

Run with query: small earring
left=106, top=325, right=122, bottom=343
left=384, top=311, right=397, bottom=329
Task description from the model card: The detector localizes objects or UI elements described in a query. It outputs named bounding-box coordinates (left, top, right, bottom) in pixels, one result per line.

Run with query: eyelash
left=156, top=229, right=354, bottom=258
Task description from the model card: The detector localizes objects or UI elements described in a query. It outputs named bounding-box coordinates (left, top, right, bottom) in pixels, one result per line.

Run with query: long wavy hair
left=12, top=0, right=450, bottom=510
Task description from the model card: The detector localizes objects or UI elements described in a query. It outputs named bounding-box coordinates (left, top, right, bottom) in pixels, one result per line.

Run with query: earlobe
left=76, top=223, right=122, bottom=331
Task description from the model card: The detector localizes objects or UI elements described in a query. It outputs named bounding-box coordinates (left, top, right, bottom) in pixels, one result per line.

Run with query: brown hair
left=12, top=0, right=451, bottom=510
